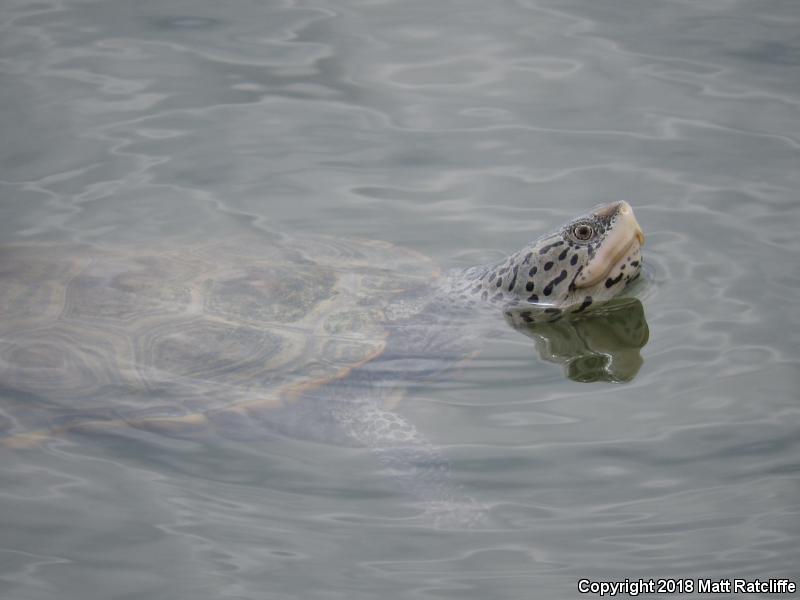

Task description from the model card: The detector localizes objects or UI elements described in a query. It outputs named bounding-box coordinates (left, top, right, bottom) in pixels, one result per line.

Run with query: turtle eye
left=573, top=223, right=594, bottom=241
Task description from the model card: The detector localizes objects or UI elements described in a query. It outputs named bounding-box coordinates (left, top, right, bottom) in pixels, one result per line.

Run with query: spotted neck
left=453, top=237, right=572, bottom=307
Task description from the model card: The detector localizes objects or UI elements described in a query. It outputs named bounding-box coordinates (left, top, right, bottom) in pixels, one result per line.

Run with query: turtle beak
left=575, top=201, right=644, bottom=289
left=619, top=201, right=645, bottom=247
left=594, top=201, right=644, bottom=245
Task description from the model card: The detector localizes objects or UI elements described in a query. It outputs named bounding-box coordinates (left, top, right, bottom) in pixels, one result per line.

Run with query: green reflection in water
left=505, top=298, right=649, bottom=383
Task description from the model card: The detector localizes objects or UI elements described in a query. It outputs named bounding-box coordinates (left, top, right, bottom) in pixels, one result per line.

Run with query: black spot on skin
left=496, top=278, right=503, bottom=288
left=543, top=270, right=568, bottom=296
left=558, top=248, right=568, bottom=261
left=568, top=265, right=584, bottom=290
left=573, top=296, right=593, bottom=313
left=525, top=281, right=534, bottom=292
left=528, top=266, right=537, bottom=277
left=544, top=307, right=562, bottom=315
left=570, top=254, right=578, bottom=266
left=528, top=294, right=539, bottom=303
left=544, top=261, right=554, bottom=271
left=523, top=252, right=533, bottom=265
left=539, top=241, right=564, bottom=255
left=620, top=264, right=625, bottom=270
left=507, top=265, right=519, bottom=291
left=630, top=273, right=640, bottom=283
left=491, top=292, right=504, bottom=302
left=587, top=245, right=595, bottom=258
left=481, top=290, right=488, bottom=301
left=605, top=273, right=624, bottom=288
left=521, top=311, right=534, bottom=324
left=500, top=267, right=509, bottom=275
left=631, top=260, right=640, bottom=267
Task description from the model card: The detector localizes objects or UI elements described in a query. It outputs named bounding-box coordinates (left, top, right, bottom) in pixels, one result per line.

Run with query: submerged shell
left=0, top=233, right=437, bottom=443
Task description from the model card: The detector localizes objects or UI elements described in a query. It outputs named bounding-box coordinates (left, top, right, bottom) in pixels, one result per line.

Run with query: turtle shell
left=0, top=233, right=438, bottom=445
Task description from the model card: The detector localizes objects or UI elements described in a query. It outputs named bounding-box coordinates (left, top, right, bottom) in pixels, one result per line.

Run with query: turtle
left=0, top=201, right=644, bottom=523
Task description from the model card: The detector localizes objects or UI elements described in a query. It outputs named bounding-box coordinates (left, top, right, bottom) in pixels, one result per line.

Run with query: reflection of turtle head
left=455, top=201, right=645, bottom=315
left=506, top=298, right=650, bottom=383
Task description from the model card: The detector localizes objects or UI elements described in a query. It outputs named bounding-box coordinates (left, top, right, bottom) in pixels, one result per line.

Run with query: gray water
left=1, top=0, right=799, bottom=598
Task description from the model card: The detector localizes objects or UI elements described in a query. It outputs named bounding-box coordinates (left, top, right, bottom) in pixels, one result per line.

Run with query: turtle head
left=468, top=201, right=644, bottom=314
left=559, top=200, right=645, bottom=300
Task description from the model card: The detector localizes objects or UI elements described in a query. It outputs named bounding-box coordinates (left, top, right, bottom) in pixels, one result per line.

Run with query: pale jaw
left=574, top=201, right=645, bottom=290
left=587, top=236, right=643, bottom=303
